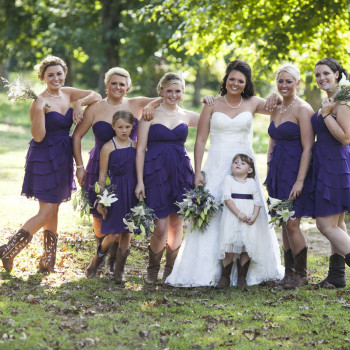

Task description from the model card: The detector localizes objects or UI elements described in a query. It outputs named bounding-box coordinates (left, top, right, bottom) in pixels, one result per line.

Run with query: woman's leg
left=279, top=226, right=295, bottom=285
left=114, top=232, right=131, bottom=284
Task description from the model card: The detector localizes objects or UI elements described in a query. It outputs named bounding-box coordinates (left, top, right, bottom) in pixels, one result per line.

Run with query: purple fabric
left=84, top=118, right=138, bottom=217
left=264, top=121, right=314, bottom=218
left=100, top=147, right=137, bottom=234
left=21, top=108, right=76, bottom=203
left=231, top=193, right=253, bottom=200
left=144, top=123, right=194, bottom=218
left=311, top=111, right=350, bottom=216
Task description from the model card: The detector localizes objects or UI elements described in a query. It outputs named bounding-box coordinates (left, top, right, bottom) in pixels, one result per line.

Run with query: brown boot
left=316, top=254, right=345, bottom=289
left=277, top=249, right=295, bottom=285
left=85, top=245, right=107, bottom=278
left=0, top=229, right=32, bottom=272
left=95, top=235, right=106, bottom=270
left=144, top=245, right=165, bottom=284
left=39, top=230, right=58, bottom=273
left=161, top=243, right=180, bottom=283
left=284, top=247, right=308, bottom=289
left=114, top=249, right=130, bottom=284
left=108, top=241, right=119, bottom=273
left=237, top=259, right=250, bottom=291
left=216, top=261, right=233, bottom=289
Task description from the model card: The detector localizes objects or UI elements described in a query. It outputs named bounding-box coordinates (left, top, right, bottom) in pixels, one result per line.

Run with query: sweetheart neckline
left=271, top=120, right=299, bottom=129
left=150, top=123, right=187, bottom=131
left=212, top=111, right=253, bottom=120
left=46, top=107, right=72, bottom=117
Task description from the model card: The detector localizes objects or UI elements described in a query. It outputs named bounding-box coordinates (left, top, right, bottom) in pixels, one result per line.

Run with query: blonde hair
left=37, top=56, right=67, bottom=80
left=157, top=72, right=185, bottom=96
left=276, top=63, right=300, bottom=82
left=104, top=67, right=132, bottom=88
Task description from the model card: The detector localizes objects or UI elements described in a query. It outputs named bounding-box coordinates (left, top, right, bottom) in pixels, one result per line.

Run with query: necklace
left=105, top=97, right=124, bottom=108
left=46, top=89, right=62, bottom=98
left=233, top=176, right=247, bottom=183
left=279, top=96, right=296, bottom=113
left=224, top=95, right=242, bottom=109
left=114, top=137, right=131, bottom=149
left=160, top=103, right=179, bottom=117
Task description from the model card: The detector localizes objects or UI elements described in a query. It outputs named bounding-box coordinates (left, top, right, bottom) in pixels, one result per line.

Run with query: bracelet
left=322, top=113, right=330, bottom=120
left=237, top=211, right=241, bottom=219
left=76, top=164, right=84, bottom=169
left=79, top=98, right=85, bottom=106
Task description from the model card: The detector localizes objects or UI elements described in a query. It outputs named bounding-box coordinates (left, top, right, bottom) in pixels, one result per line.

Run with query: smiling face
left=315, top=64, right=339, bottom=91
left=161, top=82, right=183, bottom=106
left=225, top=70, right=246, bottom=96
left=42, top=65, right=66, bottom=91
left=112, top=118, right=133, bottom=141
left=106, top=74, right=129, bottom=99
left=277, top=71, right=299, bottom=98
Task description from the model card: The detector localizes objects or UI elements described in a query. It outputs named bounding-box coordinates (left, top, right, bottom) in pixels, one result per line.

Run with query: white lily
left=123, top=218, right=138, bottom=232
left=338, top=75, right=350, bottom=87
left=268, top=197, right=283, bottom=210
left=97, top=189, right=118, bottom=207
left=276, top=208, right=295, bottom=223
left=131, top=205, right=146, bottom=216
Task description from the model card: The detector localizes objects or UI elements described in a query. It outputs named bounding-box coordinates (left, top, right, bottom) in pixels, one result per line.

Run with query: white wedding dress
left=166, top=111, right=284, bottom=287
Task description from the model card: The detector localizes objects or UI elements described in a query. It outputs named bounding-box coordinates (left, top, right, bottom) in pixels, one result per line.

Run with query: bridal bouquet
left=176, top=185, right=222, bottom=233
left=268, top=197, right=295, bottom=227
left=123, top=194, right=158, bottom=237
left=332, top=75, right=350, bottom=106
left=1, top=75, right=50, bottom=107
left=94, top=176, right=118, bottom=220
left=72, top=183, right=90, bottom=218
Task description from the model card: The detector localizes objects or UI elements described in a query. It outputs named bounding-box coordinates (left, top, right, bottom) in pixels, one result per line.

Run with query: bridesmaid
left=135, top=72, right=199, bottom=284
left=265, top=63, right=314, bottom=289
left=312, top=57, right=350, bottom=288
left=72, top=67, right=160, bottom=272
left=0, top=55, right=101, bottom=273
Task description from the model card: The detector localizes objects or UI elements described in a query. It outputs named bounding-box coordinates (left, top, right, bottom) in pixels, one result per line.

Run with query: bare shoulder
left=297, top=98, right=314, bottom=116
left=335, top=103, right=350, bottom=118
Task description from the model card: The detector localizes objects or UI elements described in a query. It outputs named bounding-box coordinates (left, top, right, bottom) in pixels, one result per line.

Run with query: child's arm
left=246, top=179, right=263, bottom=225
left=246, top=205, right=261, bottom=225
left=224, top=199, right=248, bottom=222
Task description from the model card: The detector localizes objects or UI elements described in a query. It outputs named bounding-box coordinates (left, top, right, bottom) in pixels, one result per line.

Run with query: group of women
left=1, top=54, right=350, bottom=291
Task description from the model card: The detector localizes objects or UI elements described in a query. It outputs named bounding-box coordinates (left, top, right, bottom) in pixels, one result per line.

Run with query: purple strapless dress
left=21, top=108, right=76, bottom=203
left=264, top=121, right=314, bottom=218
left=84, top=119, right=138, bottom=217
left=311, top=111, right=350, bottom=216
left=100, top=141, right=137, bottom=234
left=144, top=123, right=194, bottom=218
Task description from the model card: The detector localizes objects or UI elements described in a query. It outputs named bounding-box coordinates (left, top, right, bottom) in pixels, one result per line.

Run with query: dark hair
left=112, top=110, right=134, bottom=126
left=219, top=60, right=255, bottom=98
left=232, top=153, right=255, bottom=178
left=315, top=57, right=348, bottom=82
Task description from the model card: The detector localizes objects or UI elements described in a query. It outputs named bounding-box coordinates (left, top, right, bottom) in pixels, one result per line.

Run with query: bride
left=166, top=60, right=284, bottom=287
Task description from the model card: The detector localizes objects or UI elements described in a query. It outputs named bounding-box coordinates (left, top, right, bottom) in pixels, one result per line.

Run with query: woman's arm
left=141, top=97, right=163, bottom=121
left=253, top=96, right=271, bottom=115
left=135, top=118, right=152, bottom=199
left=29, top=96, right=48, bottom=142
left=193, top=103, right=212, bottom=186
left=266, top=136, right=275, bottom=175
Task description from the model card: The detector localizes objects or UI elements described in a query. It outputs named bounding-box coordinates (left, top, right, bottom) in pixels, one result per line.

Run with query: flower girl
left=217, top=154, right=282, bottom=290
left=85, top=110, right=137, bottom=283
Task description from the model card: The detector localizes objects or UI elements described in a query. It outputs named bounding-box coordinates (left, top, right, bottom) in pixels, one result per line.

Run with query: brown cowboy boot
left=144, top=245, right=165, bottom=284
left=108, top=241, right=119, bottom=273
left=39, top=230, right=58, bottom=273
left=0, top=229, right=32, bottom=272
left=114, top=249, right=130, bottom=284
left=277, top=249, right=295, bottom=285
left=85, top=245, right=107, bottom=278
left=316, top=254, right=346, bottom=289
left=161, top=243, right=180, bottom=283
left=216, top=261, right=233, bottom=289
left=95, top=236, right=106, bottom=270
left=237, top=259, right=250, bottom=291
left=284, top=247, right=308, bottom=289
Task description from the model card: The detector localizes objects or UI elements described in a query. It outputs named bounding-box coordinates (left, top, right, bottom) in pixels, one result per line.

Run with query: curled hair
left=104, top=67, right=132, bottom=88
left=232, top=153, right=255, bottom=178
left=112, top=110, right=134, bottom=126
left=157, top=72, right=185, bottom=96
left=37, top=56, right=67, bottom=80
left=219, top=60, right=255, bottom=98
left=276, top=63, right=300, bottom=82
left=315, top=57, right=348, bottom=82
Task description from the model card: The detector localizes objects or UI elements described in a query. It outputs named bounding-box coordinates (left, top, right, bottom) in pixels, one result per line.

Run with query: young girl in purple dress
left=0, top=56, right=101, bottom=273
left=312, top=57, right=350, bottom=288
left=85, top=110, right=137, bottom=283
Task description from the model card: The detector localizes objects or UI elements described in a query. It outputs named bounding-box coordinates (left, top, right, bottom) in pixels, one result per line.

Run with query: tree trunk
left=193, top=70, right=202, bottom=107
left=0, top=59, right=10, bottom=91
left=304, top=74, right=321, bottom=111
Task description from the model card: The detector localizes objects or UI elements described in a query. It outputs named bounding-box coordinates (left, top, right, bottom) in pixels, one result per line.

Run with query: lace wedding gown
left=166, top=111, right=284, bottom=287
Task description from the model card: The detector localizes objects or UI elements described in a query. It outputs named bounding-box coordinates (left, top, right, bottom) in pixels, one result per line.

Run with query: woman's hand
left=142, top=104, right=155, bottom=121
left=97, top=203, right=107, bottom=220
left=35, top=95, right=48, bottom=110
left=73, top=100, right=84, bottom=125
left=194, top=172, right=205, bottom=187
left=135, top=182, right=146, bottom=199
left=320, top=96, right=335, bottom=117
left=289, top=180, right=303, bottom=200
left=75, top=168, right=86, bottom=186
left=264, top=92, right=280, bottom=112
left=202, top=95, right=215, bottom=105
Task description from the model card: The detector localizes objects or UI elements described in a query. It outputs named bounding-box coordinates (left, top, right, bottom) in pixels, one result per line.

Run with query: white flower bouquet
left=268, top=197, right=295, bottom=226
left=333, top=75, right=350, bottom=106
left=94, top=176, right=118, bottom=220
left=123, top=194, right=158, bottom=236
left=176, top=185, right=222, bottom=233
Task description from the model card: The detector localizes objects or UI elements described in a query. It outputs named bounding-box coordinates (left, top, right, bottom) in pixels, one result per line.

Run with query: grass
left=1, top=92, right=350, bottom=349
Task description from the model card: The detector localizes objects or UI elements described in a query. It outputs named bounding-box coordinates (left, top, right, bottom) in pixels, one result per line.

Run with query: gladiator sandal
left=216, top=261, right=233, bottom=289
left=114, top=248, right=130, bottom=284
left=277, top=249, right=295, bottom=286
left=161, top=243, right=180, bottom=283
left=85, top=245, right=107, bottom=278
left=237, top=259, right=250, bottom=291
left=316, top=254, right=346, bottom=289
left=284, top=247, right=308, bottom=289
left=108, top=241, right=119, bottom=273
left=0, top=229, right=32, bottom=272
left=39, top=230, right=58, bottom=273
left=144, top=245, right=165, bottom=284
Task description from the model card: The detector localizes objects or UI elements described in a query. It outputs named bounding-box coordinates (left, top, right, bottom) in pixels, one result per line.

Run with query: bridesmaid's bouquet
left=94, top=176, right=118, bottom=220
left=333, top=75, right=350, bottom=106
left=268, top=197, right=295, bottom=227
left=72, top=183, right=90, bottom=218
left=123, top=195, right=158, bottom=237
left=176, top=185, right=222, bottom=233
